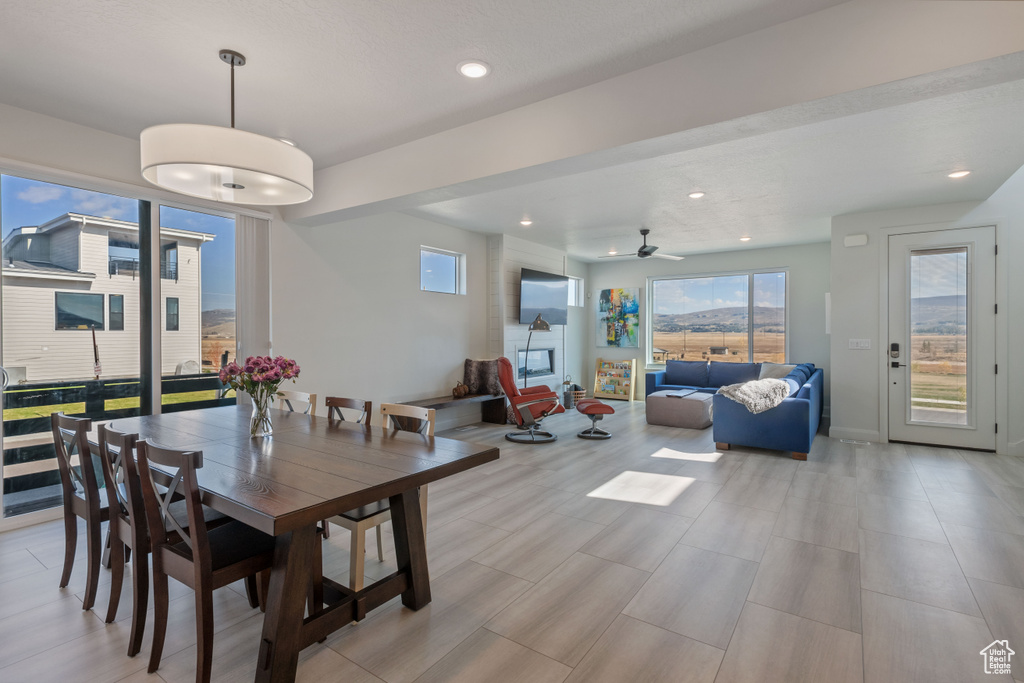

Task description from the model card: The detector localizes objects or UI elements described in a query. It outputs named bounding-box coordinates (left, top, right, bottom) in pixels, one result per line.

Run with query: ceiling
left=407, top=77, right=1024, bottom=260
left=0, top=0, right=844, bottom=168
left=2, top=1, right=1024, bottom=263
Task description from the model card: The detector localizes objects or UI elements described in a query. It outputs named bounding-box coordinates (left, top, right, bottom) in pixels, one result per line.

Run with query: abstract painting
left=597, top=288, right=640, bottom=347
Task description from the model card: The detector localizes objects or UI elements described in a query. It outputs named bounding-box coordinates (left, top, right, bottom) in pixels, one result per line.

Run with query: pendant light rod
left=219, top=50, right=246, bottom=129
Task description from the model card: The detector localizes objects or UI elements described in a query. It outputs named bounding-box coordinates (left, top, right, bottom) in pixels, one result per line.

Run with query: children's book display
left=593, top=358, right=636, bottom=401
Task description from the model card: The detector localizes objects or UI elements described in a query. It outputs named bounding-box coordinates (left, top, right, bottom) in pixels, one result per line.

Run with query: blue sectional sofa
left=645, top=360, right=823, bottom=459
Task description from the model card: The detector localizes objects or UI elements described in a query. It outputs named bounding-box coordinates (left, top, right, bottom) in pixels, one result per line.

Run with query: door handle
left=890, top=362, right=906, bottom=368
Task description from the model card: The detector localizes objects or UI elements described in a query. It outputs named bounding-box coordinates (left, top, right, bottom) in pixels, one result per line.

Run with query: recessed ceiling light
left=520, top=219, right=532, bottom=226
left=278, top=138, right=296, bottom=146
left=458, top=60, right=490, bottom=78
left=739, top=236, right=752, bottom=242
left=608, top=250, right=618, bottom=255
left=688, top=191, right=705, bottom=199
left=948, top=170, right=971, bottom=178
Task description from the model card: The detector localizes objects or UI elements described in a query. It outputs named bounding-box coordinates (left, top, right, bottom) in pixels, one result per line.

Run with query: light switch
left=848, top=339, right=871, bottom=350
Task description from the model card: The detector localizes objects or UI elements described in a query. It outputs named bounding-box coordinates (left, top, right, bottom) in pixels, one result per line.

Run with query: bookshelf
left=593, top=358, right=636, bottom=401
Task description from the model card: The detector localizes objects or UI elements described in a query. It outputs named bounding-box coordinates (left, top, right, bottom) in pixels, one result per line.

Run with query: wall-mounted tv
left=519, top=268, right=568, bottom=325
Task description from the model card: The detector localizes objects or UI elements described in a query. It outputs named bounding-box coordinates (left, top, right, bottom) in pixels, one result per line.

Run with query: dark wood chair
left=51, top=412, right=109, bottom=611
left=136, top=439, right=276, bottom=683
left=97, top=424, right=233, bottom=657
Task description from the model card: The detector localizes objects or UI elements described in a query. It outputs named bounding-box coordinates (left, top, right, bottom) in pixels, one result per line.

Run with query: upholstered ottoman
left=646, top=390, right=714, bottom=429
left=575, top=399, right=615, bottom=439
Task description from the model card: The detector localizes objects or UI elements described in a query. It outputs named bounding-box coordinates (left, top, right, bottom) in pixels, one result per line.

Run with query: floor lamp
left=523, top=313, right=549, bottom=388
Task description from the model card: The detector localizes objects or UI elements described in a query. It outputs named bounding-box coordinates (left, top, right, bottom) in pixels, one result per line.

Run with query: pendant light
left=140, top=50, right=314, bottom=205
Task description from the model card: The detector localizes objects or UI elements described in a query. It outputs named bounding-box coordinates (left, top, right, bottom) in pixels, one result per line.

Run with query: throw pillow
left=464, top=359, right=502, bottom=396
left=759, top=363, right=797, bottom=380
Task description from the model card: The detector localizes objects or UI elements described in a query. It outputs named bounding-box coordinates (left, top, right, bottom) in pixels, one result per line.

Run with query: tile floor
left=2, top=403, right=1024, bottom=682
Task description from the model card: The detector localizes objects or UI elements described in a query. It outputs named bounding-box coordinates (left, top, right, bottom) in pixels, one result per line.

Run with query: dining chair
left=51, top=412, right=109, bottom=611
left=136, top=439, right=276, bottom=683
left=277, top=389, right=317, bottom=416
left=97, top=424, right=231, bottom=657
left=317, top=397, right=385, bottom=594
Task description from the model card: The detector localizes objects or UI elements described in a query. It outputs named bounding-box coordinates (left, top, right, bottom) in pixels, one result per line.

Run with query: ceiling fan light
left=140, top=124, right=314, bottom=205
left=688, top=191, right=705, bottom=199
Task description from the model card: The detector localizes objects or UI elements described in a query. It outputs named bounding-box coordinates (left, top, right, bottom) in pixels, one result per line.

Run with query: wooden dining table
left=106, top=404, right=499, bottom=682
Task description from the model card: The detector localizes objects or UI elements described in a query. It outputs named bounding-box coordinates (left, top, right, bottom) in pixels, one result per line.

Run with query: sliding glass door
left=0, top=175, right=240, bottom=520
left=0, top=175, right=141, bottom=517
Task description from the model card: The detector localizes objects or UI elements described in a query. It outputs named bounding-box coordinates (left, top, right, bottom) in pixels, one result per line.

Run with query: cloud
left=17, top=185, right=65, bottom=204
left=69, top=190, right=135, bottom=219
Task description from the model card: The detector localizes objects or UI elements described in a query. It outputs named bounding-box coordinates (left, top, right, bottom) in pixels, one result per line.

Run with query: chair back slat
left=97, top=424, right=140, bottom=519
left=277, top=390, right=316, bottom=416
left=380, top=403, right=436, bottom=437
left=136, top=440, right=207, bottom=555
left=325, top=397, right=371, bottom=425
left=50, top=413, right=99, bottom=504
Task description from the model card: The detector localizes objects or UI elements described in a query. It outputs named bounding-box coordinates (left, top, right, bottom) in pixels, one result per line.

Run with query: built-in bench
left=400, top=393, right=507, bottom=424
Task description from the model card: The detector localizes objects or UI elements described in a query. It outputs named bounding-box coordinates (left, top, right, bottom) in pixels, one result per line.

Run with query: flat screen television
left=519, top=268, right=568, bottom=326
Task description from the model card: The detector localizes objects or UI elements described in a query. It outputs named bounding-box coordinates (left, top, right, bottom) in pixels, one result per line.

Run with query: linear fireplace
left=517, top=347, right=555, bottom=380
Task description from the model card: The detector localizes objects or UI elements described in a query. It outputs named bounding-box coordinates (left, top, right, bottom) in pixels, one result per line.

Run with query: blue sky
left=654, top=272, right=786, bottom=314
left=1, top=175, right=235, bottom=311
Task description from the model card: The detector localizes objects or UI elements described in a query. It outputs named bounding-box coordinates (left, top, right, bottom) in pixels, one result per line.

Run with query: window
left=166, top=297, right=179, bottom=331
left=109, top=294, right=124, bottom=331
left=568, top=276, right=584, bottom=307
left=650, top=271, right=786, bottom=364
left=55, top=292, right=104, bottom=330
left=420, top=247, right=464, bottom=294
left=161, top=241, right=178, bottom=281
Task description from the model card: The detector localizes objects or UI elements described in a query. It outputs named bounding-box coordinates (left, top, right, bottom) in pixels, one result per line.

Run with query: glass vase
left=250, top=392, right=274, bottom=438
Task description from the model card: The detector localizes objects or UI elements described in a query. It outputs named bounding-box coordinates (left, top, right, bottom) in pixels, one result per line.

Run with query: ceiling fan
left=599, top=228, right=684, bottom=261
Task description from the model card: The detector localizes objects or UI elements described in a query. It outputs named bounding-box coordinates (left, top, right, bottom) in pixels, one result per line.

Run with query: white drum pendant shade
left=140, top=123, right=314, bottom=205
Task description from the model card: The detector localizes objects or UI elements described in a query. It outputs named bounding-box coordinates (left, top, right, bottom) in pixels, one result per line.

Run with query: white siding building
left=1, top=213, right=212, bottom=382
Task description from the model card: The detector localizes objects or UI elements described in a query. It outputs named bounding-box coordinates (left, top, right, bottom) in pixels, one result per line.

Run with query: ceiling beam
left=283, top=0, right=1024, bottom=227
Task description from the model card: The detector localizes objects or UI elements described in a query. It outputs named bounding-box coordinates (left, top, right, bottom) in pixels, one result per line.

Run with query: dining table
left=106, top=404, right=500, bottom=682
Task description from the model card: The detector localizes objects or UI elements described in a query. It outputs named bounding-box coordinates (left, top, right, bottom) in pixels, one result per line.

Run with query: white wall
left=270, top=211, right=489, bottom=431
left=830, top=165, right=1024, bottom=454
left=565, top=258, right=589, bottom=392
left=587, top=242, right=832, bottom=404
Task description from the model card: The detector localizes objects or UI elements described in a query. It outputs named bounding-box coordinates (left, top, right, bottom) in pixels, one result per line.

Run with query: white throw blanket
left=716, top=378, right=791, bottom=414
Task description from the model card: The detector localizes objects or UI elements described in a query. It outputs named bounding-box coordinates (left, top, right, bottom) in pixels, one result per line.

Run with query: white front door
left=887, top=226, right=996, bottom=450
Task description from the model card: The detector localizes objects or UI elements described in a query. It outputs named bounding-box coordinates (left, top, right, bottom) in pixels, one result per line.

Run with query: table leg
left=254, top=524, right=316, bottom=683
left=389, top=488, right=431, bottom=609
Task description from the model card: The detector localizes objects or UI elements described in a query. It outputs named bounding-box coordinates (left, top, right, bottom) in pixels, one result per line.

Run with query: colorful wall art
left=597, top=288, right=640, bottom=347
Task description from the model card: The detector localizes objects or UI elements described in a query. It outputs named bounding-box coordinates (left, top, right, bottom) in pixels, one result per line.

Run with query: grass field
left=2, top=389, right=236, bottom=422
left=652, top=331, right=785, bottom=363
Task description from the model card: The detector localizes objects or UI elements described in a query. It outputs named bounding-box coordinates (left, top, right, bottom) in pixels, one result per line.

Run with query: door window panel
left=909, top=247, right=968, bottom=426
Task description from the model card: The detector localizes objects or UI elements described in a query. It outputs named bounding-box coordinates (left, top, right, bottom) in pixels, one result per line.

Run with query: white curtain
left=235, top=215, right=272, bottom=367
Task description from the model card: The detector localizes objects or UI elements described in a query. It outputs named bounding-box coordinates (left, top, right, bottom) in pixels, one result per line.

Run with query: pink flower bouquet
left=220, top=355, right=301, bottom=436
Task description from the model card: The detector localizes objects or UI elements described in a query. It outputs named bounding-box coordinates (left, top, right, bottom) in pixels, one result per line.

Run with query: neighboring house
left=1, top=213, right=213, bottom=382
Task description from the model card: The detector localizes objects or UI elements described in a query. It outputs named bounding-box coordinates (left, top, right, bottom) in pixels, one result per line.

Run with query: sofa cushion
left=708, top=362, right=761, bottom=387
left=759, top=363, right=796, bottom=380
left=665, top=360, right=708, bottom=387
left=788, top=365, right=810, bottom=386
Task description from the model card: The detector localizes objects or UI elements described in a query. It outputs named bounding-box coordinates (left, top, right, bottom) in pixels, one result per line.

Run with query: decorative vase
left=250, top=392, right=274, bottom=438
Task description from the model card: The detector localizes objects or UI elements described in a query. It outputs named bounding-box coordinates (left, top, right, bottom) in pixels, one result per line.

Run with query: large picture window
left=55, top=292, right=104, bottom=330
left=650, top=271, right=786, bottom=364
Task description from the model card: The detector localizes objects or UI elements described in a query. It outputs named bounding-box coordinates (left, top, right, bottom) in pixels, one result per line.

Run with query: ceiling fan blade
left=597, top=253, right=637, bottom=259
left=651, top=253, right=684, bottom=261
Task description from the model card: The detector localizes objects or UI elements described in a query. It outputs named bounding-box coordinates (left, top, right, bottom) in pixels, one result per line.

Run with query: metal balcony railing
left=2, top=373, right=235, bottom=517
left=108, top=256, right=178, bottom=281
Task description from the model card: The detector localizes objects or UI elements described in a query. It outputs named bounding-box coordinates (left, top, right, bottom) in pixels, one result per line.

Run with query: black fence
left=2, top=373, right=235, bottom=516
